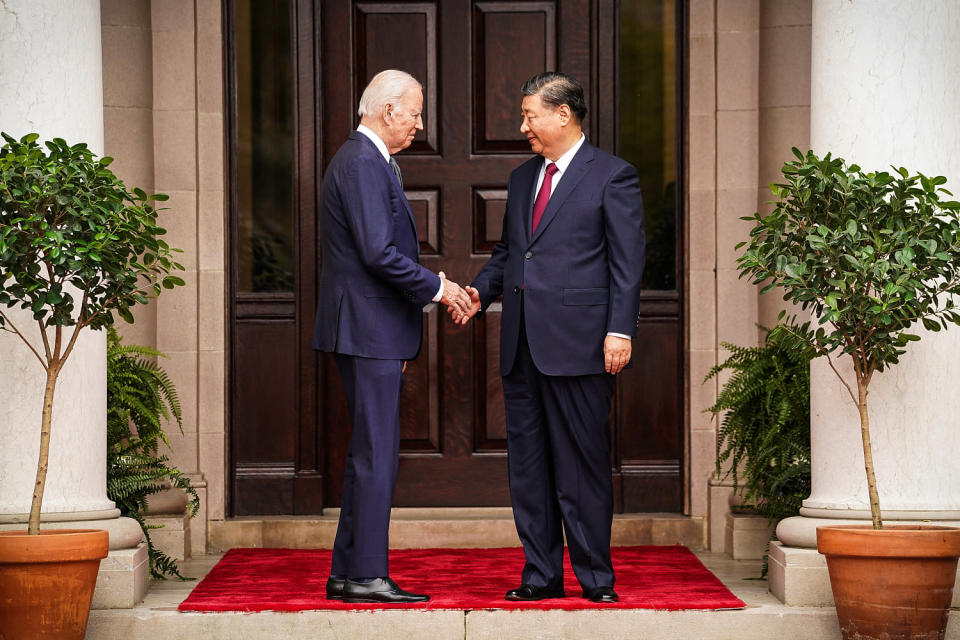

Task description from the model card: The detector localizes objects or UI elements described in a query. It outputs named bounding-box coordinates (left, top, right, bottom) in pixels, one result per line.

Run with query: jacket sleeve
left=603, top=162, right=646, bottom=336
left=470, top=194, right=509, bottom=310
left=340, top=155, right=441, bottom=306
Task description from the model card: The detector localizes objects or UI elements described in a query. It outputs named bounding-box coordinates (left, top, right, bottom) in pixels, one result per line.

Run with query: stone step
left=208, top=509, right=706, bottom=553
left=85, top=552, right=960, bottom=640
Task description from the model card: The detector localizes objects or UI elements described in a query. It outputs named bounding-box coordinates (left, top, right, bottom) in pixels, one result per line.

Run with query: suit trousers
left=331, top=353, right=404, bottom=579
left=502, top=306, right=616, bottom=590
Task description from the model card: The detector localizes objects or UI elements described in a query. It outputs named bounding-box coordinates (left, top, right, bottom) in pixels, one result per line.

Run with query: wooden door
left=227, top=0, right=685, bottom=515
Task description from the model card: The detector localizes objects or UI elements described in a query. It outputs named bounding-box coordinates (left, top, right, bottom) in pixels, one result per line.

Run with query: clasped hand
left=439, top=273, right=631, bottom=375
left=438, top=272, right=481, bottom=325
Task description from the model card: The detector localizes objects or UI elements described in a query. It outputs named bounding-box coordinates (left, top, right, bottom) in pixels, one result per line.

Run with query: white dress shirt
left=356, top=125, right=443, bottom=303
left=534, top=132, right=586, bottom=196
left=535, top=134, right=630, bottom=341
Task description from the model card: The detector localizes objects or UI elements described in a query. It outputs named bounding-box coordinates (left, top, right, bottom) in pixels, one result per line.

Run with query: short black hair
left=521, top=71, right=588, bottom=123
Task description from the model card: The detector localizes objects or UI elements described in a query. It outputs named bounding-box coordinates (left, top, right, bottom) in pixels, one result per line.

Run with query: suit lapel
left=530, top=142, right=595, bottom=245
left=351, top=131, right=419, bottom=250
left=512, top=158, right=539, bottom=244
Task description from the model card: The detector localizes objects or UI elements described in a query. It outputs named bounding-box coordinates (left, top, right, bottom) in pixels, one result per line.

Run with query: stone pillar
left=769, top=0, right=960, bottom=606
left=0, top=0, right=146, bottom=608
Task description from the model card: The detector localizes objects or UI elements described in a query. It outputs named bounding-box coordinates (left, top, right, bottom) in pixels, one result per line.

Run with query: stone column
left=0, top=0, right=146, bottom=608
left=769, top=0, right=960, bottom=605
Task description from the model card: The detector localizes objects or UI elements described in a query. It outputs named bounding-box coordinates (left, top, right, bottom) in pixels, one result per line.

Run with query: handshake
left=438, top=271, right=481, bottom=325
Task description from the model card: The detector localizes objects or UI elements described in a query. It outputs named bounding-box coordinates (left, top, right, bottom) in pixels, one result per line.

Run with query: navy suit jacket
left=312, top=131, right=440, bottom=359
left=471, top=140, right=645, bottom=376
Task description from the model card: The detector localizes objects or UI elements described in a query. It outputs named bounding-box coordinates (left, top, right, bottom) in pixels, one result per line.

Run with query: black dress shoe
left=505, top=583, right=566, bottom=601
left=326, top=576, right=345, bottom=600
left=342, top=577, right=430, bottom=603
left=583, top=586, right=619, bottom=603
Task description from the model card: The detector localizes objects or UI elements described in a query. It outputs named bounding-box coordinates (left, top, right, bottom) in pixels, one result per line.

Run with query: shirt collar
left=357, top=124, right=391, bottom=162
left=546, top=133, right=586, bottom=174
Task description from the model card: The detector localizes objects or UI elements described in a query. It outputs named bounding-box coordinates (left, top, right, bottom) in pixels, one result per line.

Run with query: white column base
left=770, top=515, right=960, bottom=607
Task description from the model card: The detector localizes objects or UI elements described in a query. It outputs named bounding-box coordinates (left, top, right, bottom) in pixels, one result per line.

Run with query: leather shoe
left=325, top=576, right=345, bottom=600
left=584, top=586, right=619, bottom=603
left=505, top=583, right=566, bottom=601
left=342, top=577, right=430, bottom=603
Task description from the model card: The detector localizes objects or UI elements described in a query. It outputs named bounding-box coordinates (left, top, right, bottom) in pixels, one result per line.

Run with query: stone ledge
left=724, top=512, right=774, bottom=560
left=92, top=543, right=149, bottom=609
left=207, top=512, right=706, bottom=553
left=144, top=513, right=191, bottom=561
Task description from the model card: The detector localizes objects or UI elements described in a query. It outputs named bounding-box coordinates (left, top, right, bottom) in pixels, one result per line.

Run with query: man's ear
left=382, top=103, right=394, bottom=124
left=557, top=104, right=572, bottom=126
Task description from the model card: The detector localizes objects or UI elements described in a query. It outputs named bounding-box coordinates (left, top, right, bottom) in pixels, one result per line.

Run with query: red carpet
left=178, top=546, right=745, bottom=612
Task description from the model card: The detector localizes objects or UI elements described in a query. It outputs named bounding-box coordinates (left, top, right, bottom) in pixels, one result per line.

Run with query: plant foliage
left=0, top=132, right=186, bottom=534
left=736, top=148, right=960, bottom=528
left=106, top=327, right=198, bottom=580
left=706, top=326, right=812, bottom=528
left=0, top=133, right=184, bottom=332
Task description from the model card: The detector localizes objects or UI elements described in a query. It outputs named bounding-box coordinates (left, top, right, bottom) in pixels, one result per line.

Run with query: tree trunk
left=28, top=365, right=59, bottom=535
left=856, top=376, right=882, bottom=529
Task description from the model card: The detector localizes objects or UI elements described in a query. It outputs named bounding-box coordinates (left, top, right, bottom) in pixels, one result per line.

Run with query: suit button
left=513, top=286, right=520, bottom=294
left=524, top=251, right=533, bottom=260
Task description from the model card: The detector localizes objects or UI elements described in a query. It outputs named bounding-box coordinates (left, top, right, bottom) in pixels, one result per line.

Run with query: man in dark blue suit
left=454, top=72, right=645, bottom=604
left=313, top=70, right=471, bottom=604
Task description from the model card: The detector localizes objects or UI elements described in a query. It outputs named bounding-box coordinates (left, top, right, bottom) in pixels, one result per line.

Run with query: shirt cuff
left=606, top=332, right=631, bottom=340
left=432, top=280, right=444, bottom=303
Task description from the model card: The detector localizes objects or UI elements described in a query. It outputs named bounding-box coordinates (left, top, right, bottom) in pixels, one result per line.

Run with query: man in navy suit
left=454, top=72, right=645, bottom=603
left=313, top=70, right=471, bottom=604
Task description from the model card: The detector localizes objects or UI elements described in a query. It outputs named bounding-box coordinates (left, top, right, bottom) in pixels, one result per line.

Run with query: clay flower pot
left=0, top=529, right=109, bottom=640
left=817, top=525, right=960, bottom=640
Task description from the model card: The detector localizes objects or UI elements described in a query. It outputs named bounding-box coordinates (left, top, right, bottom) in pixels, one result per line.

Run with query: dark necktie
left=531, top=162, right=559, bottom=233
left=389, top=156, right=403, bottom=190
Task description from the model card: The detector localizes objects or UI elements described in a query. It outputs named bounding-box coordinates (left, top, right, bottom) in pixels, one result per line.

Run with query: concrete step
left=86, top=553, right=960, bottom=640
left=208, top=509, right=706, bottom=553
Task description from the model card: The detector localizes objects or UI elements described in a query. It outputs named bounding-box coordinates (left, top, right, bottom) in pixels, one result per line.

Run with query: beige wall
left=100, top=0, right=811, bottom=553
left=101, top=0, right=226, bottom=554
left=686, top=0, right=811, bottom=550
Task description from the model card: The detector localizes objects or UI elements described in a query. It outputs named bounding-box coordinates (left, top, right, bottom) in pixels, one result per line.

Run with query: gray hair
left=357, top=70, right=422, bottom=118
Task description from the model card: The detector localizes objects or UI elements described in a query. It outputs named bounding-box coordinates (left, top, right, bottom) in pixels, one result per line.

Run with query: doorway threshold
left=209, top=510, right=704, bottom=552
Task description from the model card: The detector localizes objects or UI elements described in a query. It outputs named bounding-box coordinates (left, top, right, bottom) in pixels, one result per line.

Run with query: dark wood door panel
left=473, top=2, right=557, bottom=152
left=230, top=0, right=684, bottom=515
left=356, top=2, right=439, bottom=151
left=232, top=317, right=298, bottom=515
left=613, top=295, right=682, bottom=512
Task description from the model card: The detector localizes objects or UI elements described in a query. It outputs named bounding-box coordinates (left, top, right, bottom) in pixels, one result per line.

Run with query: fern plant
left=705, top=325, right=813, bottom=535
left=106, top=326, right=199, bottom=580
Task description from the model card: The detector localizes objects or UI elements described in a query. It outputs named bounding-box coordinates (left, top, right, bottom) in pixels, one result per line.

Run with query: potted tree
left=737, top=148, right=960, bottom=640
left=0, top=133, right=184, bottom=639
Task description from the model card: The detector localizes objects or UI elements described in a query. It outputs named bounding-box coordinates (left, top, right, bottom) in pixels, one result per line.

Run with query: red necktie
left=531, top=163, right=559, bottom=233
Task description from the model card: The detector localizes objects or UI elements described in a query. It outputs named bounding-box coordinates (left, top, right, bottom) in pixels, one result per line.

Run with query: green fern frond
left=704, top=323, right=812, bottom=577
left=106, top=327, right=198, bottom=580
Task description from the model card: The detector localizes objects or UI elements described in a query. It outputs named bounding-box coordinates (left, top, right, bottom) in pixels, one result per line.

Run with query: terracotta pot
left=0, top=529, right=109, bottom=640
left=817, top=525, right=960, bottom=640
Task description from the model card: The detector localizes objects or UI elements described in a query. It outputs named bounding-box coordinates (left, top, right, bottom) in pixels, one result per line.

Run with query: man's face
left=520, top=94, right=565, bottom=159
left=384, top=87, right=424, bottom=154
